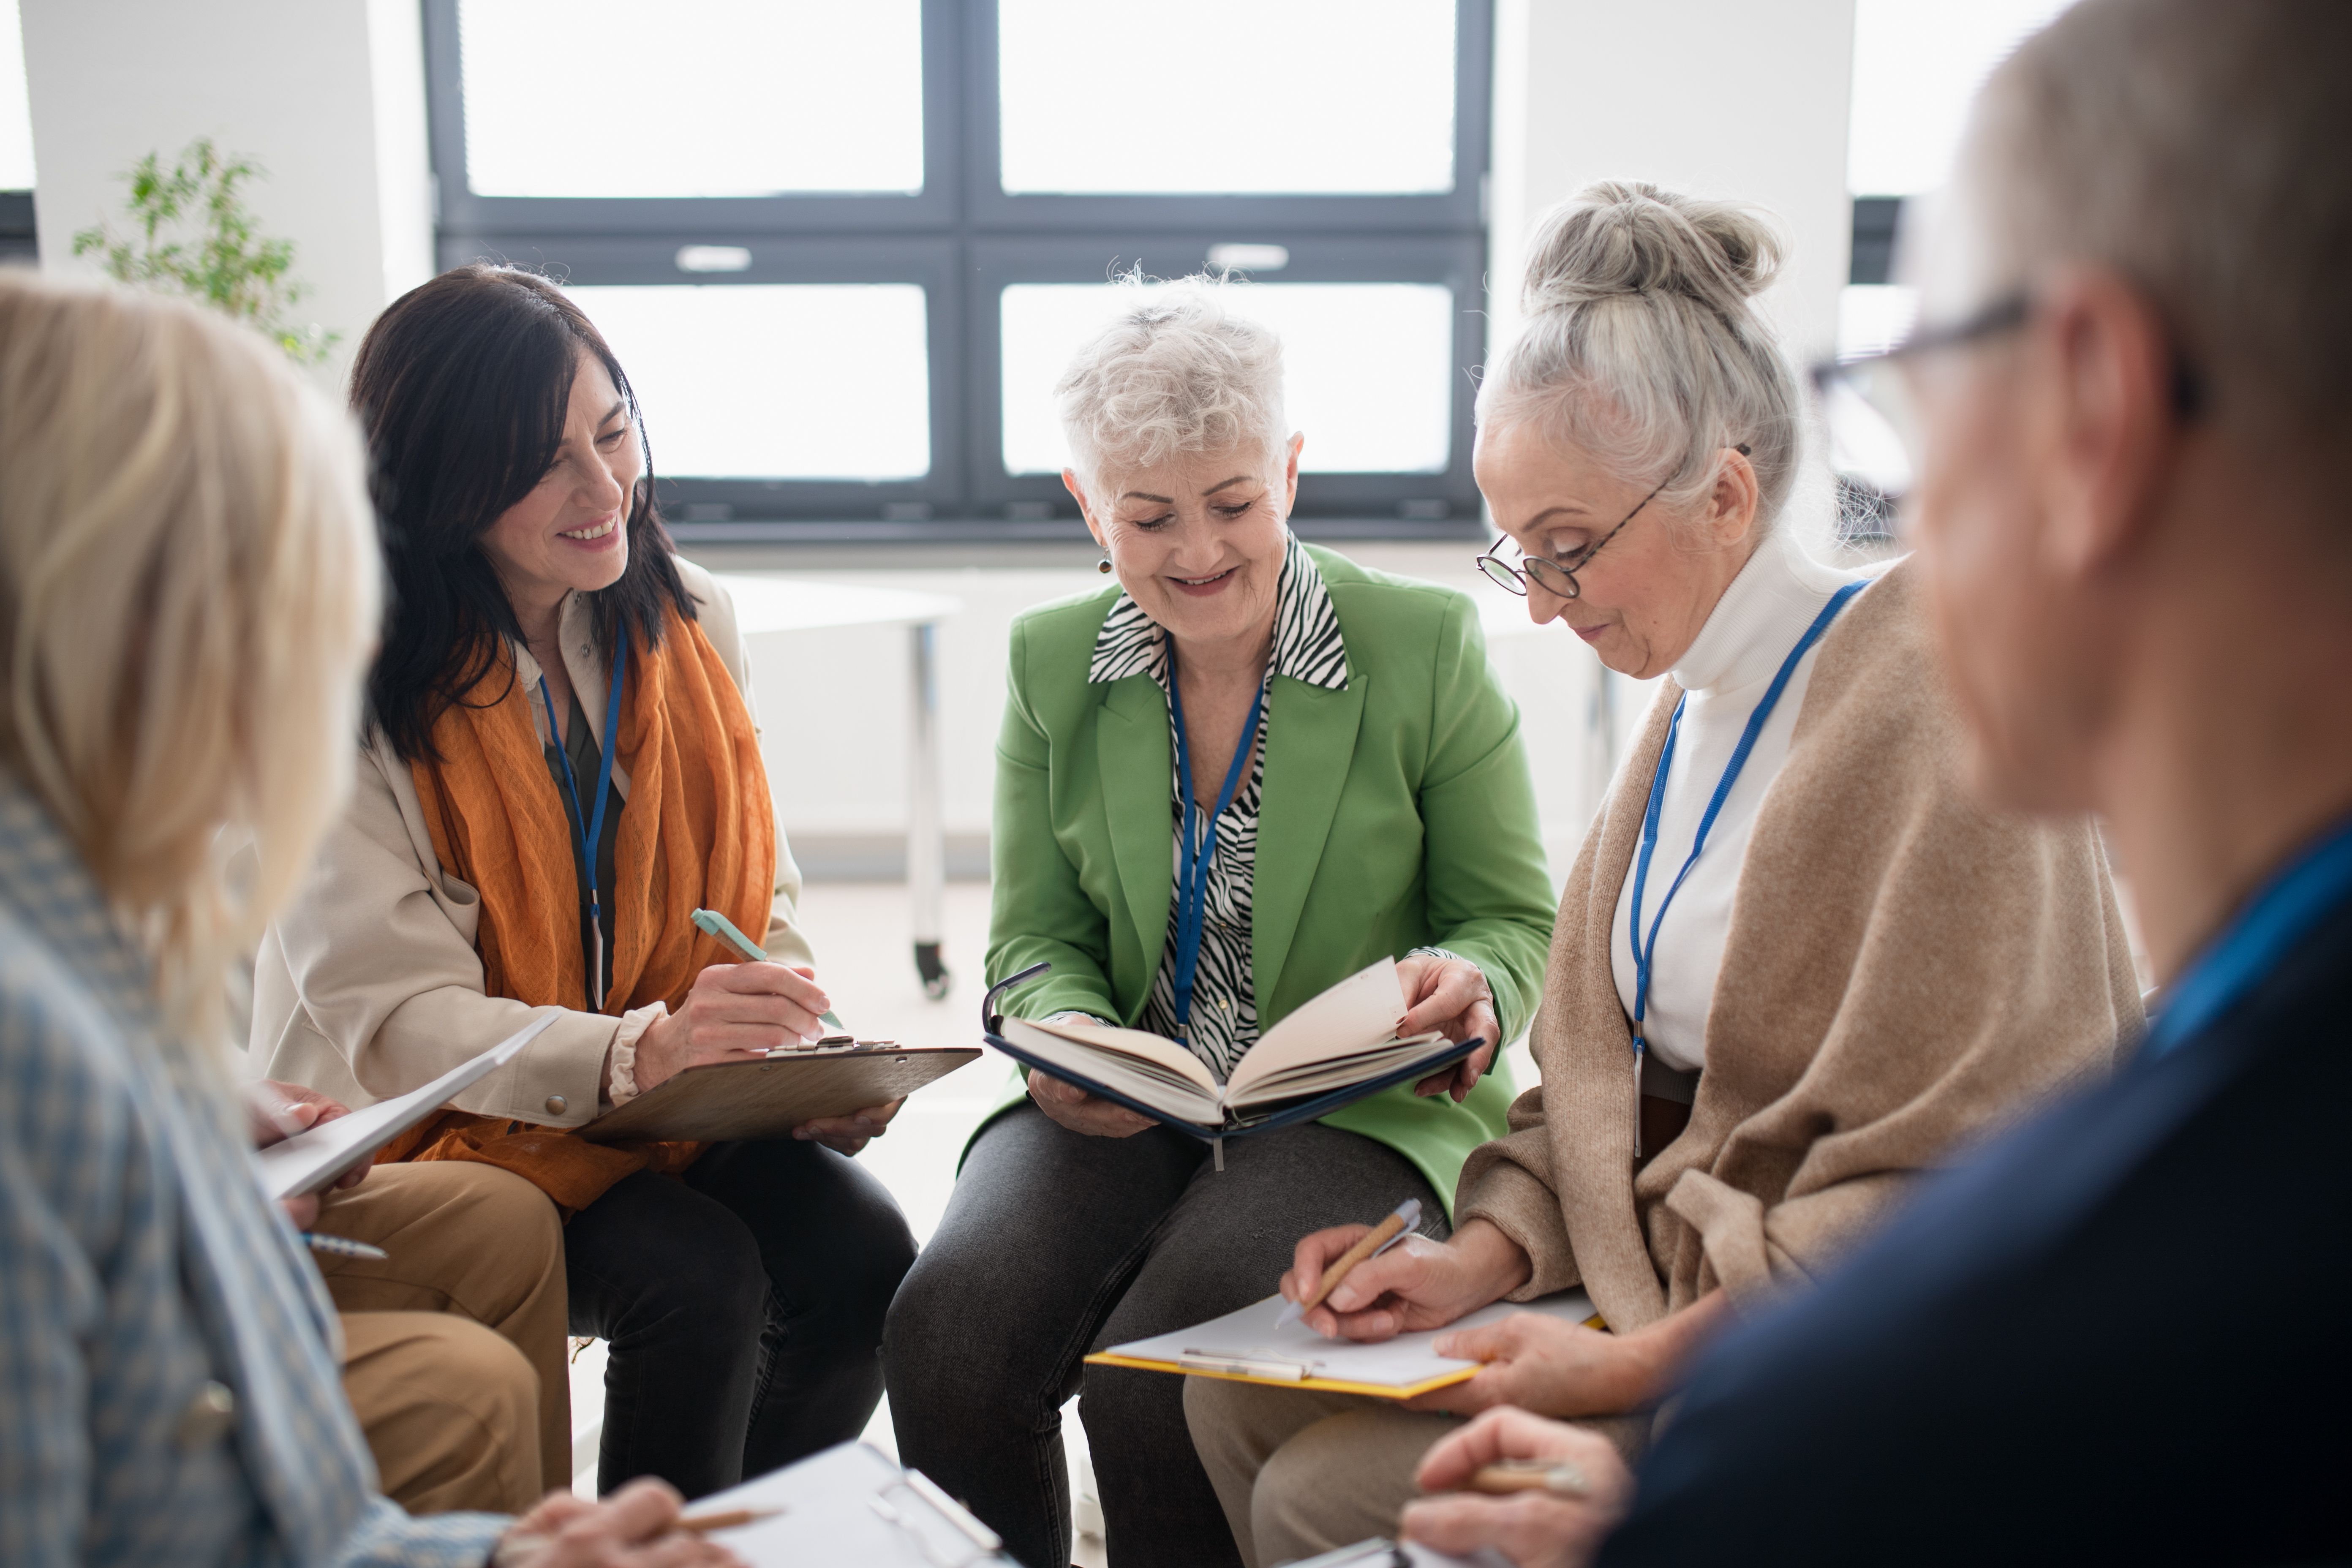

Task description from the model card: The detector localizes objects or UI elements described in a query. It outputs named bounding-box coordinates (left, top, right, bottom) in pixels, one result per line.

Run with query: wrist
left=1452, top=1217, right=1535, bottom=1302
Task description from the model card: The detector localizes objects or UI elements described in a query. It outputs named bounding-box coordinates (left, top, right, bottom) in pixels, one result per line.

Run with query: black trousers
left=884, top=1105, right=1446, bottom=1568
left=565, top=1137, right=917, bottom=1499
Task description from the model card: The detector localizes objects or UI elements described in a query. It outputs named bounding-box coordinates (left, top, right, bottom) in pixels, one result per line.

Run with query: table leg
left=908, top=620, right=950, bottom=999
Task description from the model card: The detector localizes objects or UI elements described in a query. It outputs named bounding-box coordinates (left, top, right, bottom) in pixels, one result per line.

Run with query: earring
left=1097, top=557, right=1113, bottom=574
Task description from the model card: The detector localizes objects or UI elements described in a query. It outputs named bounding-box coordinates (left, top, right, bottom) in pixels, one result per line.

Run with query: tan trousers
left=311, top=1161, right=571, bottom=1512
left=1184, top=1377, right=1459, bottom=1568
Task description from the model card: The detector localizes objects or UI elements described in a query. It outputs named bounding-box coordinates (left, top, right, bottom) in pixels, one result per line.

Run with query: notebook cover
left=579, top=1045, right=980, bottom=1143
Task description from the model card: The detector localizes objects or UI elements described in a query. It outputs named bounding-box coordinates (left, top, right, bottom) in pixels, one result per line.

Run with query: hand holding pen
left=1398, top=1407, right=1633, bottom=1568
left=1277, top=1197, right=1426, bottom=1332
left=681, top=908, right=903, bottom=1155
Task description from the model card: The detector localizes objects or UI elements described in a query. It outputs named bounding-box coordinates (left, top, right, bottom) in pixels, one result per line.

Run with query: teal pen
left=691, top=907, right=848, bottom=1033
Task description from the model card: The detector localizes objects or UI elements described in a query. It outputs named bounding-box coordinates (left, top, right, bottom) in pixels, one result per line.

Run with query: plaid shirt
left=0, top=778, right=506, bottom=1567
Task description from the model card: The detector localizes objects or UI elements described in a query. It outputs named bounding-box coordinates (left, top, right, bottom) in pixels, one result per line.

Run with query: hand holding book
left=992, top=957, right=1485, bottom=1141
left=1394, top=953, right=1502, bottom=1102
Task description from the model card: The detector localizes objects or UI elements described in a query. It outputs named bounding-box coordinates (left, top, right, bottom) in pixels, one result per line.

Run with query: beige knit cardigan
left=1457, top=557, right=2145, bottom=1334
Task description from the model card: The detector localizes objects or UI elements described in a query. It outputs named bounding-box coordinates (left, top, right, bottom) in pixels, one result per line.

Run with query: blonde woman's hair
left=1055, top=274, right=1288, bottom=484
left=0, top=273, right=379, bottom=1040
left=1480, top=181, right=1802, bottom=536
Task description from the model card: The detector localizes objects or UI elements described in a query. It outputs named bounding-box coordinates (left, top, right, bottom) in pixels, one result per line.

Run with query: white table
left=715, top=575, right=964, bottom=999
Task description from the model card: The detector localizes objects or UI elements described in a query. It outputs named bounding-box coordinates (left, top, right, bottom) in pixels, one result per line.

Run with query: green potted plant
left=73, top=136, right=337, bottom=364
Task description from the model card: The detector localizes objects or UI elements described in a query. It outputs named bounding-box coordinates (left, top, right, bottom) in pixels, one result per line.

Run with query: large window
left=425, top=1, right=1492, bottom=539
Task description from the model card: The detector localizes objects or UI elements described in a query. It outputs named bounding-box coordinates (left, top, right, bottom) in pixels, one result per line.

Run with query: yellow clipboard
left=1084, top=1293, right=1607, bottom=1400
left=1083, top=1351, right=1482, bottom=1401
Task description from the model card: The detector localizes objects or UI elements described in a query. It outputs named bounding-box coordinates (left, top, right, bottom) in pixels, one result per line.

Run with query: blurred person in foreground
left=1187, top=180, right=2144, bottom=1567
left=0, top=272, right=732, bottom=1566
left=1396, top=2, right=2352, bottom=1563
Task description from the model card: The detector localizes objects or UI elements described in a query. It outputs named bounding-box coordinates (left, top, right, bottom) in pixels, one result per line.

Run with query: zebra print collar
left=1087, top=533, right=1350, bottom=693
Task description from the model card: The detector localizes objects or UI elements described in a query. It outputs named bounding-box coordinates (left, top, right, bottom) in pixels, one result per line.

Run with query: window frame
left=424, top=0, right=1492, bottom=539
left=421, top=0, right=967, bottom=237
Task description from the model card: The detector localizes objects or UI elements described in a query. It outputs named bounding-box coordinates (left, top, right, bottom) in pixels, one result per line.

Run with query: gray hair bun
left=1523, top=181, right=1785, bottom=317
left=1484, top=180, right=1802, bottom=536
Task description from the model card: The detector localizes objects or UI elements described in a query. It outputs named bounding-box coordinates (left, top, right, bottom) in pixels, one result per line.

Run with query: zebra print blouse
left=1087, top=533, right=1350, bottom=1079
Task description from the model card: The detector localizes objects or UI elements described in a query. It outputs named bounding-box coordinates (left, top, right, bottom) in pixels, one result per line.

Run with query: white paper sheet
left=1228, top=956, right=1408, bottom=1095
left=1101, top=1288, right=1601, bottom=1391
left=252, top=1015, right=557, bottom=1200
left=688, top=1440, right=1012, bottom=1566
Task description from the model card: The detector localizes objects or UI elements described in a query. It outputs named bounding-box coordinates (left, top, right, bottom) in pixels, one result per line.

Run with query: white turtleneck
left=1609, top=527, right=1869, bottom=1075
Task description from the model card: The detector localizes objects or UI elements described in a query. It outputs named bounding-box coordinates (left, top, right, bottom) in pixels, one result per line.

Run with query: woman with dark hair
left=253, top=263, right=917, bottom=1500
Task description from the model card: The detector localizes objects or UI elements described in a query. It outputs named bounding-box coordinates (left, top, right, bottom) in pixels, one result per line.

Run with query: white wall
left=1489, top=0, right=1857, bottom=378
left=19, top=0, right=432, bottom=388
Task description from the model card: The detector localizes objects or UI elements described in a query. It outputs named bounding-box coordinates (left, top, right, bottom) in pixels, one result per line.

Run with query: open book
left=994, top=957, right=1476, bottom=1136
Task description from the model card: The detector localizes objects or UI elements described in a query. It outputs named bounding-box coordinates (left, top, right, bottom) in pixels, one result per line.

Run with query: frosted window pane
left=569, top=285, right=930, bottom=482
left=1002, top=283, right=1454, bottom=476
left=998, top=1, right=1455, bottom=195
left=461, top=1, right=923, bottom=198
left=1848, top=0, right=2072, bottom=196
left=0, top=0, right=33, bottom=188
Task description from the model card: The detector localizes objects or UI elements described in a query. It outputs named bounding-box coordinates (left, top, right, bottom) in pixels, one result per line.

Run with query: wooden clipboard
left=578, top=1044, right=979, bottom=1143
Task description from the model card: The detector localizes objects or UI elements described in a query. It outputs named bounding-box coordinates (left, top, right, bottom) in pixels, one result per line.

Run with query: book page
left=1225, top=956, right=1409, bottom=1097
left=1005, top=1014, right=1219, bottom=1091
left=997, top=1017, right=1222, bottom=1124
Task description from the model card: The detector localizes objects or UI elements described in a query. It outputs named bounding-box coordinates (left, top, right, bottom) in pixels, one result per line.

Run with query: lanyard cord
left=1167, top=652, right=1269, bottom=1044
left=1626, top=580, right=1865, bottom=1151
left=541, top=632, right=629, bottom=1012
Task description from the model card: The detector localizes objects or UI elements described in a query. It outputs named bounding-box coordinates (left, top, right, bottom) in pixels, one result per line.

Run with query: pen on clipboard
left=1276, top=1197, right=1423, bottom=1328
left=691, top=907, right=848, bottom=1035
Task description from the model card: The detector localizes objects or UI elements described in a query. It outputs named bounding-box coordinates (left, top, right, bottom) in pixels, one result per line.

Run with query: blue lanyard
left=1627, top=580, right=1865, bottom=1113
left=1167, top=654, right=1268, bottom=1041
left=2140, top=814, right=2352, bottom=1061
left=539, top=632, right=628, bottom=1011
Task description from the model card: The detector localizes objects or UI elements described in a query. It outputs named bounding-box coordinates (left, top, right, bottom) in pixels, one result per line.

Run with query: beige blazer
left=1457, top=558, right=2145, bottom=1334
left=251, top=557, right=813, bottom=1128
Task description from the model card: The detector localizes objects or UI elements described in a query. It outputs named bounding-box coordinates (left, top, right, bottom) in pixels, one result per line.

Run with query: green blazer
left=983, top=544, right=1556, bottom=1212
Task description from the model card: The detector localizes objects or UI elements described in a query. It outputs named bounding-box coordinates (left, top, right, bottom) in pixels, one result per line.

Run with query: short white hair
left=1055, top=275, right=1287, bottom=483
left=1479, top=181, right=1802, bottom=536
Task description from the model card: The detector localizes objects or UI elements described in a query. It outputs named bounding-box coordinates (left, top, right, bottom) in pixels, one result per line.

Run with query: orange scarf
left=381, top=603, right=777, bottom=1211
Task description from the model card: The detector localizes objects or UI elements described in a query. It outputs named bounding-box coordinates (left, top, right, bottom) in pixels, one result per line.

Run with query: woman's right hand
left=1281, top=1216, right=1534, bottom=1341
left=632, top=962, right=833, bottom=1094
left=1026, top=1069, right=1156, bottom=1138
left=492, top=1479, right=740, bottom=1567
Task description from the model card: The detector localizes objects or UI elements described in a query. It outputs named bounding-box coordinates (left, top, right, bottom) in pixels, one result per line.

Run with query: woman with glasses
left=1184, top=182, right=2145, bottom=1568
left=883, top=278, right=1557, bottom=1568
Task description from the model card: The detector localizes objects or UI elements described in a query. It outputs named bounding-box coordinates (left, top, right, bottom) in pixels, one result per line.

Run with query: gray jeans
left=883, top=1103, right=1446, bottom=1568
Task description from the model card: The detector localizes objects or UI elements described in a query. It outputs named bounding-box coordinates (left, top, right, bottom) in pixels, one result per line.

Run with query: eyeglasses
left=1811, top=288, right=2209, bottom=523
left=1474, top=476, right=1670, bottom=601
left=1807, top=291, right=2032, bottom=514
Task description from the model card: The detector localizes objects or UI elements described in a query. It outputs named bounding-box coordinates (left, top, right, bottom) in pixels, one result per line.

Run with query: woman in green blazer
left=883, top=281, right=1556, bottom=1568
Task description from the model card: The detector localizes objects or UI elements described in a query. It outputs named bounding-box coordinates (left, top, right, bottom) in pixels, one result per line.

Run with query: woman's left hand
left=1406, top=1313, right=1645, bottom=1418
left=1396, top=953, right=1499, bottom=1101
left=792, top=1097, right=905, bottom=1157
left=248, top=1080, right=363, bottom=1230
left=1399, top=1407, right=1635, bottom=1568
